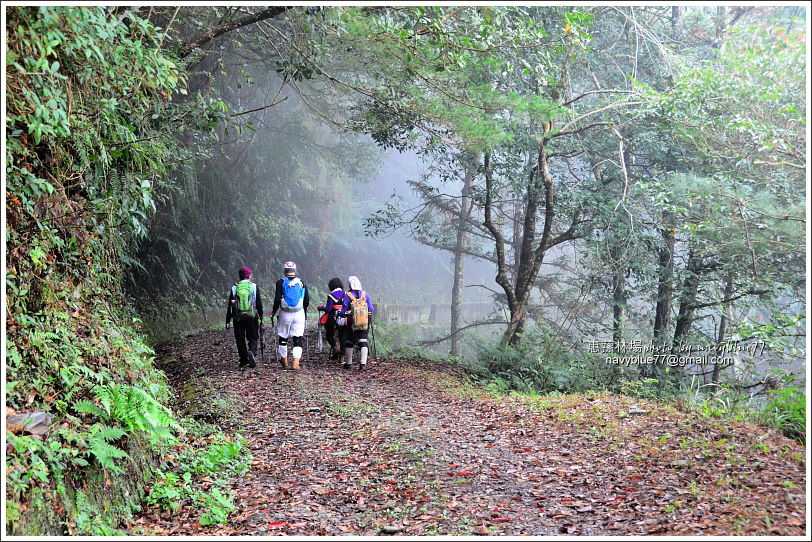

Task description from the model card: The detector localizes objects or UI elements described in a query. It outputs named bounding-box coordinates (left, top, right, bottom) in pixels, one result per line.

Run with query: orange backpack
left=346, top=291, right=369, bottom=331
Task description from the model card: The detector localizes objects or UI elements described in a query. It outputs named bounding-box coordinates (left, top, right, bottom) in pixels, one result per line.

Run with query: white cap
left=348, top=275, right=362, bottom=291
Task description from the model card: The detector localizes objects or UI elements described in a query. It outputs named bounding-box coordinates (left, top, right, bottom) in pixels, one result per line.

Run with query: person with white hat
left=269, top=261, right=309, bottom=370
left=340, top=275, right=375, bottom=371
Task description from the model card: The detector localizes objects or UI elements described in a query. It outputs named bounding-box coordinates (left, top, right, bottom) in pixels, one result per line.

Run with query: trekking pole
left=305, top=316, right=310, bottom=366
left=259, top=318, right=265, bottom=363
left=370, top=317, right=377, bottom=359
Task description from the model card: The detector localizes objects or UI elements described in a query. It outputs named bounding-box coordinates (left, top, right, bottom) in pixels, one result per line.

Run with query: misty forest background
left=4, top=4, right=807, bottom=535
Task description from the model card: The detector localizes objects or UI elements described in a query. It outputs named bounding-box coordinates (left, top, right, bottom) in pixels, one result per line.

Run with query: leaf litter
left=125, top=330, right=806, bottom=536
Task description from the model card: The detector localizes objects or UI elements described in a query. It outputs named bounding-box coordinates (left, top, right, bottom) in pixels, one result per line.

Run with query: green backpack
left=234, top=281, right=257, bottom=320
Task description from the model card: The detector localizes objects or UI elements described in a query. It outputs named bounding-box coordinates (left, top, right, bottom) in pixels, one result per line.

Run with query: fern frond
left=72, top=399, right=107, bottom=418
left=94, top=425, right=127, bottom=442
left=87, top=438, right=128, bottom=473
left=95, top=386, right=115, bottom=417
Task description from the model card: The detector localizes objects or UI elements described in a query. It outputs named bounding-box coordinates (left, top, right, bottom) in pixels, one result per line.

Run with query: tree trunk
left=611, top=254, right=626, bottom=348
left=671, top=7, right=682, bottom=31
left=652, top=215, right=676, bottom=349
left=672, top=249, right=704, bottom=350
left=712, top=272, right=735, bottom=384
left=713, top=7, right=727, bottom=48
left=505, top=134, right=557, bottom=346
left=450, top=162, right=476, bottom=358
left=483, top=151, right=518, bottom=340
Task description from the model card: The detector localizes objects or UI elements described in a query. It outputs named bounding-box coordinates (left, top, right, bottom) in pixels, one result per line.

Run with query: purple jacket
left=318, top=289, right=346, bottom=313
left=342, top=289, right=375, bottom=314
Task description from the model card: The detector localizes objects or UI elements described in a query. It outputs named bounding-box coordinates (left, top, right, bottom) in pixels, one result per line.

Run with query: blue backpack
left=281, top=277, right=305, bottom=311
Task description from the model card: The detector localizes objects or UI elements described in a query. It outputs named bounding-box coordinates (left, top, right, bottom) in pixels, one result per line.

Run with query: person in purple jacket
left=340, top=275, right=375, bottom=370
left=317, top=277, right=347, bottom=361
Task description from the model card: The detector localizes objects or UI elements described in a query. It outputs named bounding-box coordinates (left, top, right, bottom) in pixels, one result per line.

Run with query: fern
left=84, top=423, right=129, bottom=473
left=72, top=399, right=107, bottom=418
left=93, top=383, right=180, bottom=436
left=93, top=425, right=127, bottom=442
left=70, top=383, right=180, bottom=474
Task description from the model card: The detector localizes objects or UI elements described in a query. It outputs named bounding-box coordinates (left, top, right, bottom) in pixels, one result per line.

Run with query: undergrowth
left=464, top=325, right=806, bottom=443
left=4, top=6, right=202, bottom=534
left=144, top=418, right=252, bottom=527
left=370, top=320, right=441, bottom=361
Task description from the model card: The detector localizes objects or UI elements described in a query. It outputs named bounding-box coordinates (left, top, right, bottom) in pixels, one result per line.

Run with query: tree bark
left=672, top=249, right=704, bottom=350
left=504, top=130, right=557, bottom=346
left=671, top=6, right=683, bottom=31
left=483, top=151, right=517, bottom=324
left=652, top=214, right=676, bottom=349
left=450, top=161, right=476, bottom=358
left=611, top=248, right=626, bottom=348
left=711, top=272, right=735, bottom=384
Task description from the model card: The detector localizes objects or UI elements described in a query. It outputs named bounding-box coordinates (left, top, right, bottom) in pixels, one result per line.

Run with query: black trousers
left=325, top=317, right=347, bottom=351
left=345, top=328, right=369, bottom=349
left=234, top=316, right=259, bottom=362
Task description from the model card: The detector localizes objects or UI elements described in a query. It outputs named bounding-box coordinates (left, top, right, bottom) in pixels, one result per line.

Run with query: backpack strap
left=346, top=292, right=356, bottom=302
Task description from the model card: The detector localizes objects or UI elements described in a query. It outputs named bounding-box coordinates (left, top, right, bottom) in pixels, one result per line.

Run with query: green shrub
left=762, top=386, right=806, bottom=443
left=468, top=324, right=621, bottom=394
left=371, top=320, right=440, bottom=360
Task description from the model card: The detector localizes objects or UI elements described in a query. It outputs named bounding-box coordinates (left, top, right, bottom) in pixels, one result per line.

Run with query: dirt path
left=128, top=330, right=806, bottom=536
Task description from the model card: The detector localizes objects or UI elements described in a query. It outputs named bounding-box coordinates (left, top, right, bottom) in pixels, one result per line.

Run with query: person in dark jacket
left=225, top=266, right=263, bottom=368
left=317, top=277, right=347, bottom=361
left=340, top=275, right=375, bottom=370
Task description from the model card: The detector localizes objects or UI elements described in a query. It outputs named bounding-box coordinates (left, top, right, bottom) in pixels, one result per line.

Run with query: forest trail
left=127, top=330, right=806, bottom=536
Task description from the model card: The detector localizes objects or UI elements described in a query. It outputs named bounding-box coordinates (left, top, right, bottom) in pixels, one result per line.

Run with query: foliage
left=761, top=376, right=806, bottom=443
left=681, top=373, right=806, bottom=444
left=4, top=6, right=197, bottom=534
left=145, top=418, right=252, bottom=526
left=618, top=378, right=678, bottom=402
left=4, top=5, right=805, bottom=533
left=467, top=325, right=624, bottom=395
left=372, top=320, right=441, bottom=361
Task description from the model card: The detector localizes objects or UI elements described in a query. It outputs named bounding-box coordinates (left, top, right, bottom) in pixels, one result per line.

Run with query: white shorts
left=277, top=309, right=305, bottom=338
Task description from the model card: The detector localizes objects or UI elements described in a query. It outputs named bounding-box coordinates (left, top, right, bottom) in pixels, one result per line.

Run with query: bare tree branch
left=179, top=7, right=291, bottom=58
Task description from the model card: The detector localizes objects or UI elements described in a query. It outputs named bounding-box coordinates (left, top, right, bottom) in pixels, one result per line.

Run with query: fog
left=158, top=22, right=804, bottom=377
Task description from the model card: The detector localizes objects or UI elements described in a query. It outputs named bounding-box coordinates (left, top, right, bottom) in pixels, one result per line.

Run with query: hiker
left=225, top=266, right=263, bottom=368
left=270, top=261, right=309, bottom=370
left=317, top=277, right=347, bottom=362
left=339, top=275, right=375, bottom=371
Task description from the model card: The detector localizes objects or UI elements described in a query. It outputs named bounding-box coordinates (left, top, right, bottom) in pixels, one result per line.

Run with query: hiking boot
left=247, top=351, right=256, bottom=368
left=342, top=363, right=351, bottom=370
left=359, top=364, right=366, bottom=371
left=279, top=357, right=288, bottom=369
left=238, top=358, right=249, bottom=368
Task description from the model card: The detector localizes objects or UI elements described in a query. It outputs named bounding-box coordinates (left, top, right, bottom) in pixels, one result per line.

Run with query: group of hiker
left=225, top=261, right=375, bottom=371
